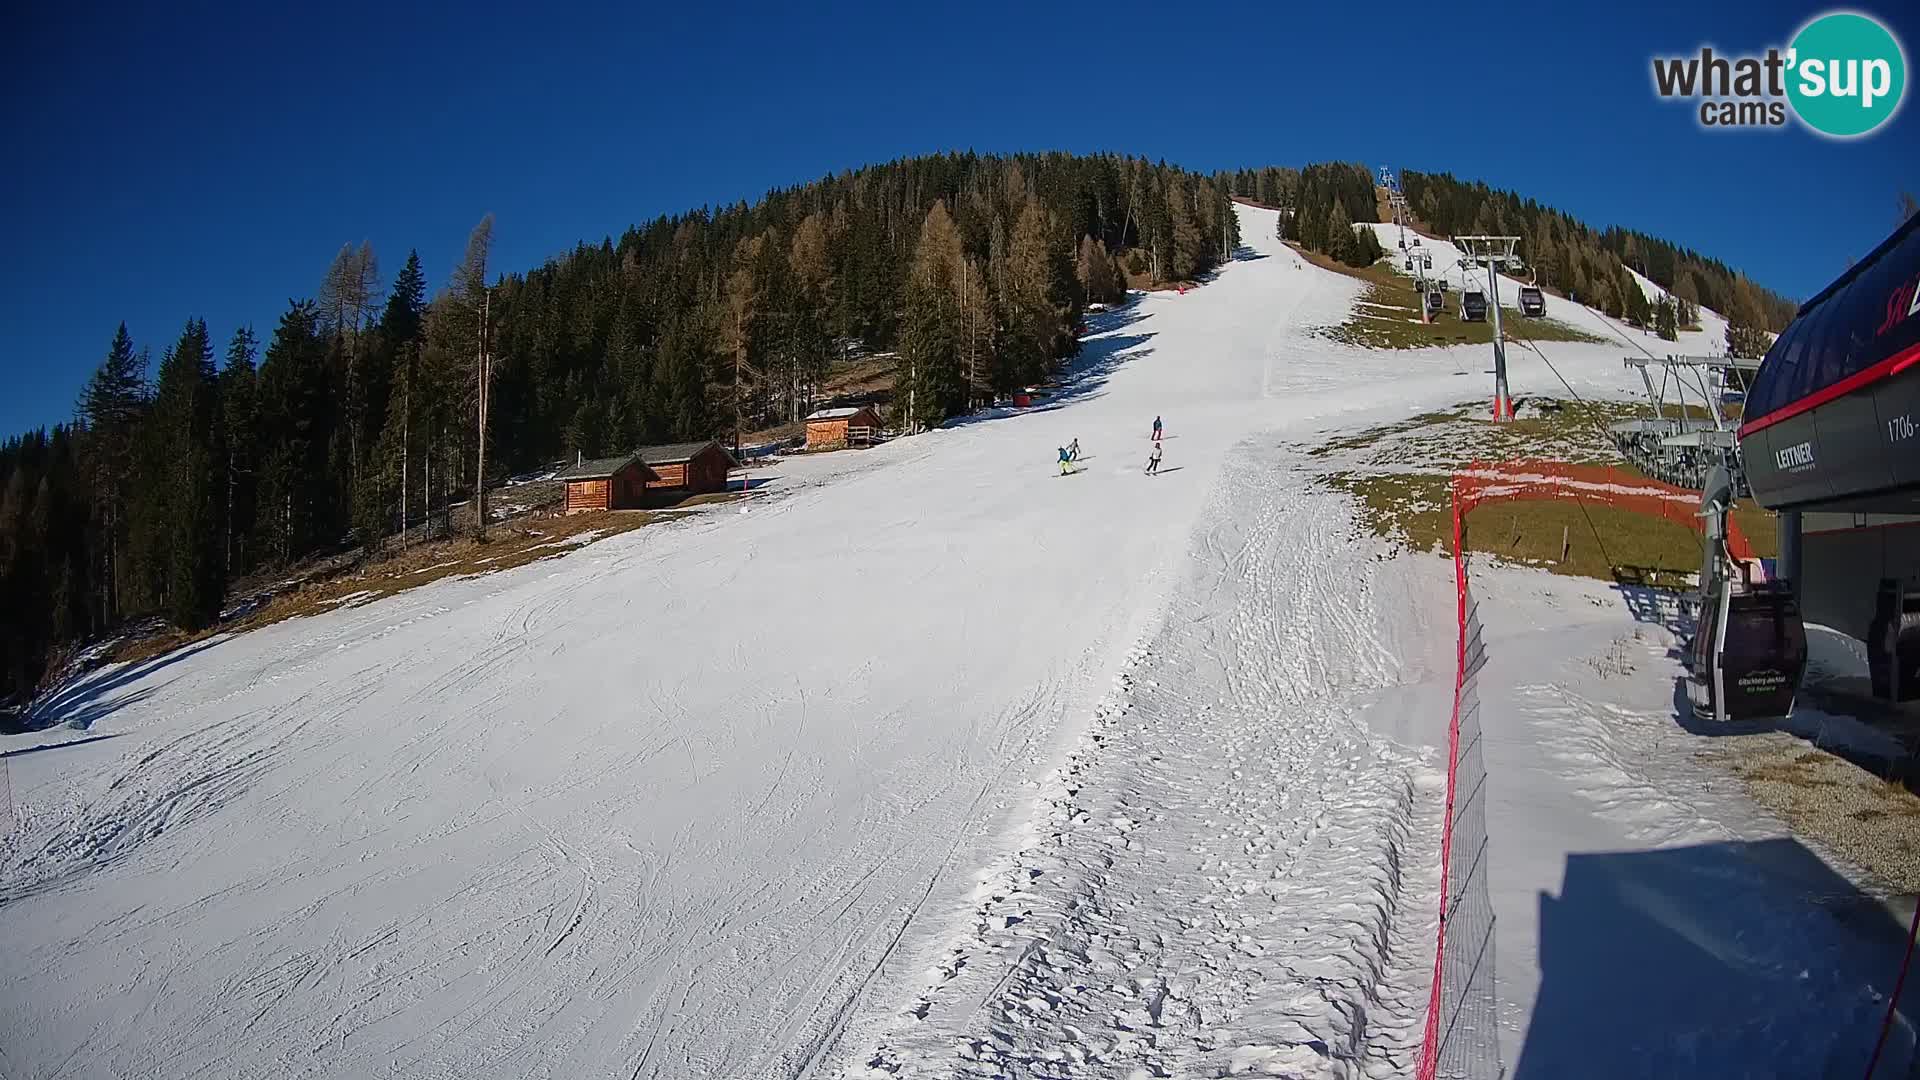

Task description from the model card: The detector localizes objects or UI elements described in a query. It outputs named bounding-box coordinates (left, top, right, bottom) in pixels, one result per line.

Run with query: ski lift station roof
left=1741, top=212, right=1920, bottom=514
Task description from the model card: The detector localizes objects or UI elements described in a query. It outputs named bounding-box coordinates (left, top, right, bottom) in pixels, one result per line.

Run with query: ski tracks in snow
left=850, top=446, right=1443, bottom=1079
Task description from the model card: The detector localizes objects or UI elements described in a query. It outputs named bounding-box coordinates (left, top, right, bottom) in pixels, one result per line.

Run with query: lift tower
left=1379, top=167, right=1433, bottom=320
left=1454, top=235, right=1522, bottom=419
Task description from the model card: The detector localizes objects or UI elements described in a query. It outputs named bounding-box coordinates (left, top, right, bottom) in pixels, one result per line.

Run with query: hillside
left=2, top=205, right=1902, bottom=1080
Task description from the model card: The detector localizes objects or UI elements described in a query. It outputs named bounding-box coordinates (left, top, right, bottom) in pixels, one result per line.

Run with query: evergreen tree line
left=1219, top=162, right=1384, bottom=268
left=1399, top=170, right=1795, bottom=354
left=1, top=152, right=1239, bottom=702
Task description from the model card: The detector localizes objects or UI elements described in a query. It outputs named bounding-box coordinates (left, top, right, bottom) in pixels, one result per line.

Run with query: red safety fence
left=1415, top=478, right=1502, bottom=1080
left=1452, top=460, right=1756, bottom=563
left=1417, top=460, right=1757, bottom=1078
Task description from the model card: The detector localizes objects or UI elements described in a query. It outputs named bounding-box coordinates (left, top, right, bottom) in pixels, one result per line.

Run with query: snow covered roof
left=806, top=406, right=875, bottom=421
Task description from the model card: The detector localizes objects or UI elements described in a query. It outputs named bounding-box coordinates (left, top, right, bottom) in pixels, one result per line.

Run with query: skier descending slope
left=1067, top=438, right=1080, bottom=463
left=1152, top=415, right=1163, bottom=441
left=1058, top=446, right=1074, bottom=477
left=1145, top=440, right=1163, bottom=476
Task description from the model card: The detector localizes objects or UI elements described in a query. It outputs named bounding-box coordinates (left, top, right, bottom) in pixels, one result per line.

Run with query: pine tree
left=219, top=326, right=259, bottom=574
left=255, top=301, right=330, bottom=562
left=77, top=323, right=147, bottom=624
left=381, top=250, right=428, bottom=347
left=1165, top=176, right=1202, bottom=281
left=150, top=319, right=225, bottom=630
left=1326, top=202, right=1358, bottom=265
left=1655, top=294, right=1678, bottom=341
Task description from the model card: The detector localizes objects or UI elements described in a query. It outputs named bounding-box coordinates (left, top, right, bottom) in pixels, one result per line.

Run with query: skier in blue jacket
left=1058, top=446, right=1073, bottom=476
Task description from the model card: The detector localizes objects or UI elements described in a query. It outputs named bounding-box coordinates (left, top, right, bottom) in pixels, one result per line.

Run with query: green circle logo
left=1787, top=12, right=1906, bottom=137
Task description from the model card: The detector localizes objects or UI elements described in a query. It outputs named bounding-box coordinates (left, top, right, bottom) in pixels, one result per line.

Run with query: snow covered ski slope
left=1, top=206, right=1650, bottom=1079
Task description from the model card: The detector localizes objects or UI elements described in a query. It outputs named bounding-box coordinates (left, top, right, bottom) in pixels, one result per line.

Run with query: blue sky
left=2, top=0, right=1915, bottom=435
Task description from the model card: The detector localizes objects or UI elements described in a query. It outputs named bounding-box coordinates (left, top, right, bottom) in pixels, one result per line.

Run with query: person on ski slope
left=1151, top=415, right=1163, bottom=441
left=1068, top=438, right=1081, bottom=462
left=1145, top=440, right=1163, bottom=475
left=1058, top=446, right=1073, bottom=476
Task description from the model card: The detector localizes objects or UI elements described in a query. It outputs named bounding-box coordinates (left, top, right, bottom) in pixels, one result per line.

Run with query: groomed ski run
left=0, top=205, right=1703, bottom=1079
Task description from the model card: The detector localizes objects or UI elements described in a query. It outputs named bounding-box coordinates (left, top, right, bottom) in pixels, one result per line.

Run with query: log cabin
left=804, top=405, right=883, bottom=450
left=555, top=441, right=737, bottom=512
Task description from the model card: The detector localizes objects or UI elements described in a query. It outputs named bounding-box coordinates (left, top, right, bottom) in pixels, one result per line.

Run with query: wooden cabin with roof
left=554, top=440, right=738, bottom=512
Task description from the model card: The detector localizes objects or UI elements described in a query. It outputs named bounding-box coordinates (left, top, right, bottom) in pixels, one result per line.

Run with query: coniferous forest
left=0, top=151, right=1807, bottom=703
left=1, top=152, right=1243, bottom=701
left=1396, top=171, right=1798, bottom=352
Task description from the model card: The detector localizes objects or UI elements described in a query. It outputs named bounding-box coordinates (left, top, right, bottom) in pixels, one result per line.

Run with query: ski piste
left=0, top=202, right=1861, bottom=1080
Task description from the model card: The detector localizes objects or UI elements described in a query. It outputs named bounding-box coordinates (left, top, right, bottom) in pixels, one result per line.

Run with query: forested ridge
left=1, top=151, right=1802, bottom=703
left=1397, top=170, right=1797, bottom=352
left=1, top=152, right=1242, bottom=702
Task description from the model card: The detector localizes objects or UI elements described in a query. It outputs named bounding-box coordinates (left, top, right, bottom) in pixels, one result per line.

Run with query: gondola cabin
left=1518, top=286, right=1546, bottom=318
left=1687, top=573, right=1808, bottom=721
left=1424, top=290, right=1445, bottom=319
left=1459, top=290, right=1488, bottom=322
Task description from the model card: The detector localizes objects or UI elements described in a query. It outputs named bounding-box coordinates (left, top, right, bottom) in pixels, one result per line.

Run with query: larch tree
left=722, top=233, right=768, bottom=450
left=900, top=201, right=965, bottom=429
left=444, top=217, right=495, bottom=538
left=318, top=242, right=382, bottom=474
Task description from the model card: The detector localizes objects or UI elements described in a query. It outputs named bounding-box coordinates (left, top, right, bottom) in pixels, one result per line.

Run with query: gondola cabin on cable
left=1424, top=290, right=1446, bottom=320
left=1459, top=290, right=1488, bottom=322
left=1728, top=212, right=1920, bottom=710
left=1518, top=286, right=1547, bottom=318
left=1684, top=463, right=1810, bottom=723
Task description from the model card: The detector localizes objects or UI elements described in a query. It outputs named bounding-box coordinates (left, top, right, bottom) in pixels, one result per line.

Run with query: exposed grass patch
left=1466, top=498, right=1704, bottom=588
left=1326, top=471, right=1453, bottom=554
left=109, top=507, right=697, bottom=666
left=1311, top=399, right=1779, bottom=584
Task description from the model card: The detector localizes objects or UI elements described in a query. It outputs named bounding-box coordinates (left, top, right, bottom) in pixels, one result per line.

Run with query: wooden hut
left=554, top=454, right=649, bottom=513
left=805, top=405, right=883, bottom=450
left=635, top=441, right=737, bottom=497
left=554, top=441, right=737, bottom=513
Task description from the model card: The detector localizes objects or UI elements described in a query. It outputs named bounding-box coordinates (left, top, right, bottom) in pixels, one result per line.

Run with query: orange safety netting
left=1450, top=460, right=1756, bottom=563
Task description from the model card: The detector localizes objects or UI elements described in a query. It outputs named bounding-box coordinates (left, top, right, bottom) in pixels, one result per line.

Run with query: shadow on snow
left=1514, top=838, right=1915, bottom=1079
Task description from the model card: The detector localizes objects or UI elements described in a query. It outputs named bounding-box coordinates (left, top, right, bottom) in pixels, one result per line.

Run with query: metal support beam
left=1779, top=511, right=1803, bottom=599
left=1455, top=235, right=1521, bottom=419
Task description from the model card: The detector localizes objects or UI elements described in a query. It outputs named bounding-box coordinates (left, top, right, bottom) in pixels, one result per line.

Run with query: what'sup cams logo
left=1652, top=10, right=1906, bottom=137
